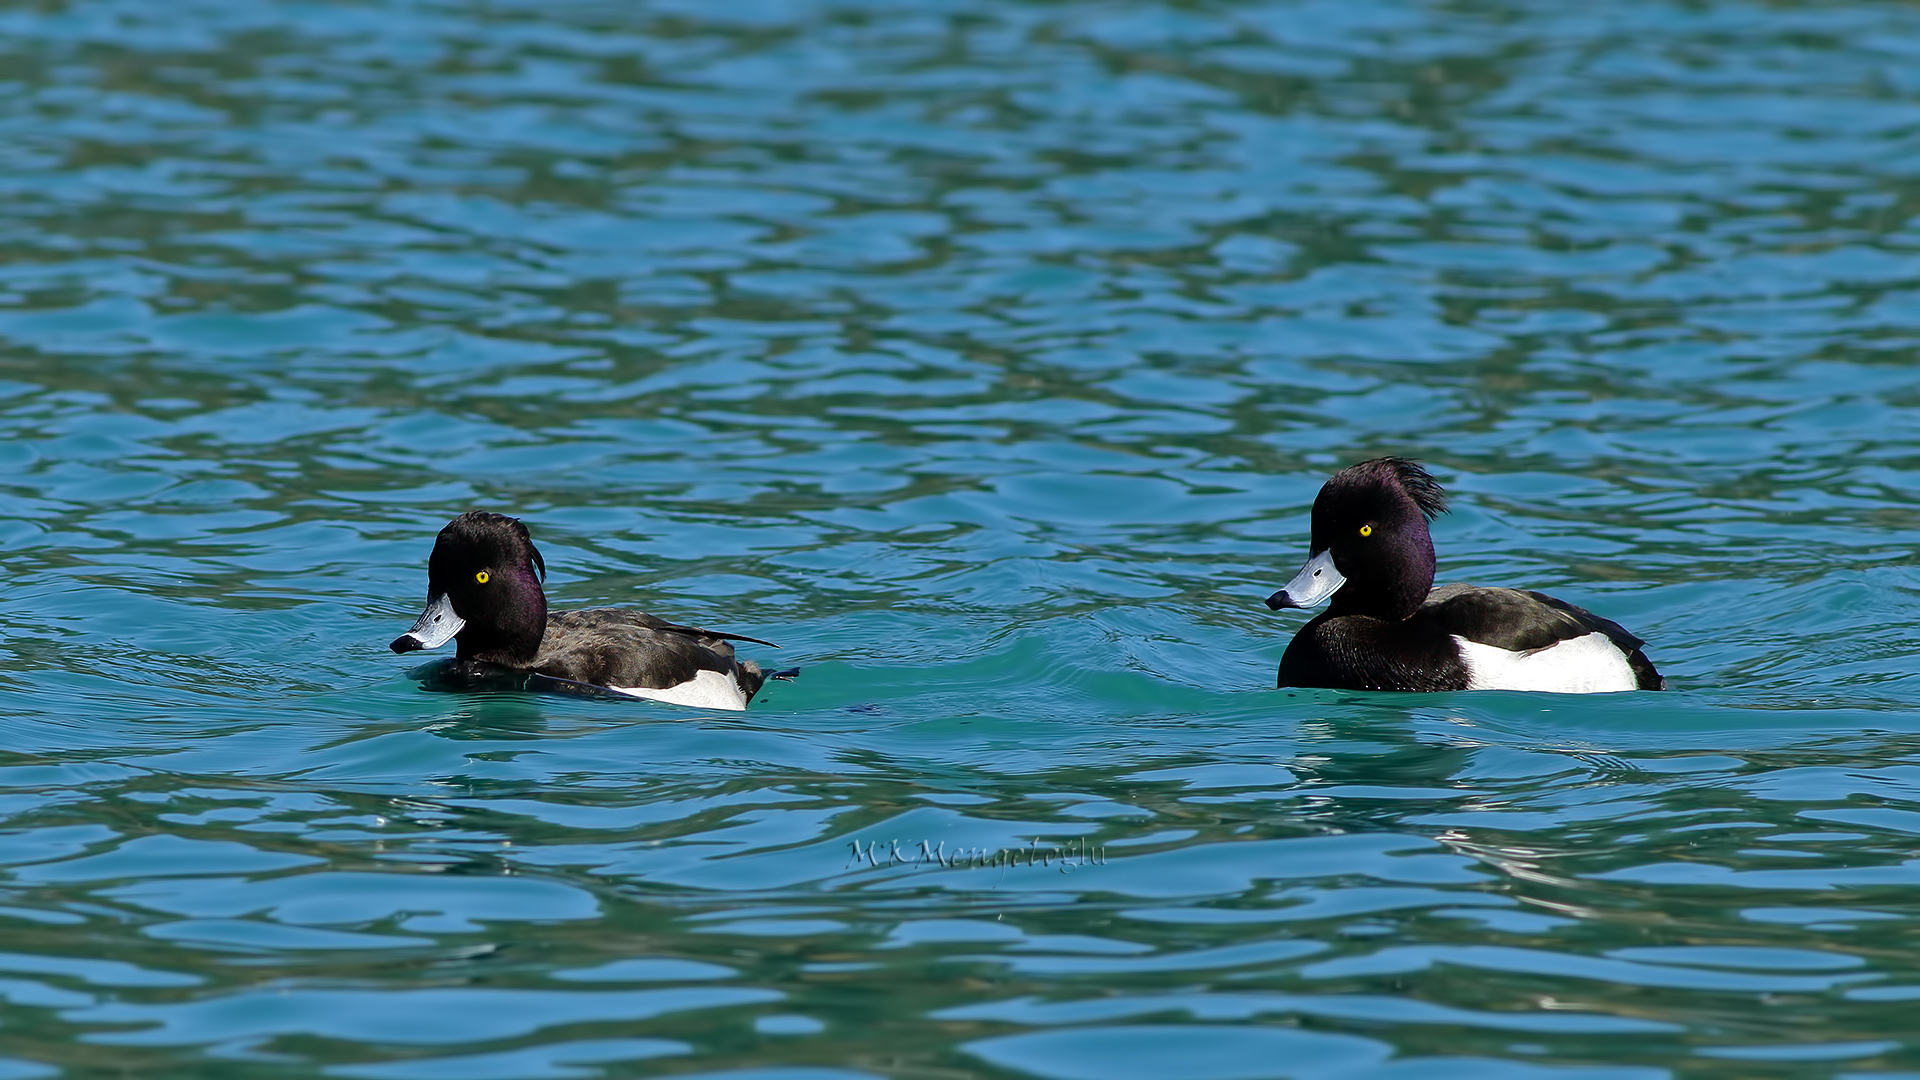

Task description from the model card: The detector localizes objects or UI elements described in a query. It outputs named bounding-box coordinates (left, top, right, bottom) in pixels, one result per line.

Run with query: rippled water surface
left=5, top=0, right=1920, bottom=1076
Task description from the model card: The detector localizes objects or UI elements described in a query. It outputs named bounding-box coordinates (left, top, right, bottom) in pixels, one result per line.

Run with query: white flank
left=608, top=668, right=748, bottom=711
left=1453, top=632, right=1638, bottom=694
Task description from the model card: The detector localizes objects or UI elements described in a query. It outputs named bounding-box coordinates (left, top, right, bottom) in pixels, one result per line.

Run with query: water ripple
left=3, top=0, right=1920, bottom=1075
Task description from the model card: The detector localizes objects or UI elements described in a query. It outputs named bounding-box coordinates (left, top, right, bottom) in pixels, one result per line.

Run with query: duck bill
left=390, top=593, right=465, bottom=653
left=1266, top=549, right=1346, bottom=610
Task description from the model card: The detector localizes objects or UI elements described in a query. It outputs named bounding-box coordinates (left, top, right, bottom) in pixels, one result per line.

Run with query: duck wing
left=563, top=608, right=778, bottom=649
left=1420, top=584, right=1663, bottom=689
left=535, top=608, right=776, bottom=694
left=1420, top=584, right=1607, bottom=651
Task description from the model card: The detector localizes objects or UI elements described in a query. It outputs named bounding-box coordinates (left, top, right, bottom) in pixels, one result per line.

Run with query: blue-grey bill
left=390, top=593, right=465, bottom=653
left=1265, top=549, right=1346, bottom=610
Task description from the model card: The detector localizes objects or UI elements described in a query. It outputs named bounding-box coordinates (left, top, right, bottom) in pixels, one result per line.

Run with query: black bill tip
left=1265, top=589, right=1299, bottom=611
left=390, top=635, right=424, bottom=654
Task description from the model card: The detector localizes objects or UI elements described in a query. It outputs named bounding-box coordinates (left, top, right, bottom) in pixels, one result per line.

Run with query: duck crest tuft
left=1369, top=457, right=1447, bottom=521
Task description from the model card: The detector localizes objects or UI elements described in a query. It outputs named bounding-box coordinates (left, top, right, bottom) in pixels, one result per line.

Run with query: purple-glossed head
left=390, top=511, right=549, bottom=663
left=1265, top=458, right=1447, bottom=623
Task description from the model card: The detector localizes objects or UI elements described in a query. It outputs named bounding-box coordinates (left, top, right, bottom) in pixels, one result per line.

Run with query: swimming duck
left=1266, top=458, right=1663, bottom=693
left=390, top=511, right=783, bottom=709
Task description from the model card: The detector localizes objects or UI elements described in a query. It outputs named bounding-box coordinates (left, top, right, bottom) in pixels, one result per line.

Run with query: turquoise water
left=4, top=0, right=1920, bottom=1076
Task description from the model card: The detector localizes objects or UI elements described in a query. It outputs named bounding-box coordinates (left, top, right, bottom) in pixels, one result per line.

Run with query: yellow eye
left=1359, top=524, right=1373, bottom=537
left=475, top=570, right=490, bottom=584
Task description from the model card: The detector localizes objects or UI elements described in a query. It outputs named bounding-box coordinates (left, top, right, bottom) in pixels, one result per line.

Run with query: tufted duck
left=1265, top=458, right=1663, bottom=693
left=390, top=512, right=785, bottom=709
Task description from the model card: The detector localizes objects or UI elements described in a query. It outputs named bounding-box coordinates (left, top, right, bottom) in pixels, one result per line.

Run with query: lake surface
left=3, top=0, right=1920, bottom=1076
